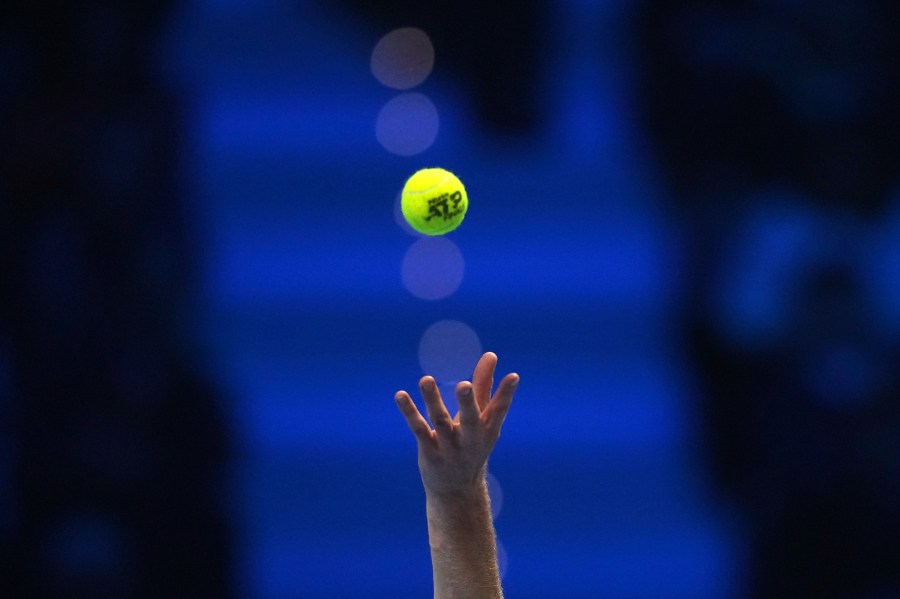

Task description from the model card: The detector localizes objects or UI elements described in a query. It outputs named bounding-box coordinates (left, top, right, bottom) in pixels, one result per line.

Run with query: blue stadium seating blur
left=8, top=0, right=898, bottom=597
left=162, top=1, right=738, bottom=597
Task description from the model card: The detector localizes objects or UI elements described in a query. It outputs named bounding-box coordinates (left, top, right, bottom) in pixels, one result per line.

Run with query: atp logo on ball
left=401, top=167, right=469, bottom=236
left=424, top=191, right=464, bottom=223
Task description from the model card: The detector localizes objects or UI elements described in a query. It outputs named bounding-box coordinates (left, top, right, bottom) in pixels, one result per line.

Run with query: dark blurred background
left=1, top=0, right=898, bottom=598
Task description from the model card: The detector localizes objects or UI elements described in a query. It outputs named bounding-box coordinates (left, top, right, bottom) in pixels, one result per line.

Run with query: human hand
left=394, top=352, right=519, bottom=498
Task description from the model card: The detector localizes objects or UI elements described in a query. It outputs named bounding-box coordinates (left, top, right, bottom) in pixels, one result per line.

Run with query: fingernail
left=461, top=385, right=472, bottom=395
left=510, top=374, right=520, bottom=387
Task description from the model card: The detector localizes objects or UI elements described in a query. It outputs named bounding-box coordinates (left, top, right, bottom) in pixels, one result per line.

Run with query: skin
left=395, top=352, right=519, bottom=599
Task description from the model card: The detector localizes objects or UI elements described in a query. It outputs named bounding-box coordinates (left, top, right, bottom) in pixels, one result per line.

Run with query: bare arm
left=395, top=351, right=518, bottom=599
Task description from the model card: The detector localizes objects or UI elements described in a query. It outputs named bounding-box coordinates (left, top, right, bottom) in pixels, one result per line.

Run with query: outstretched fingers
left=398, top=364, right=516, bottom=448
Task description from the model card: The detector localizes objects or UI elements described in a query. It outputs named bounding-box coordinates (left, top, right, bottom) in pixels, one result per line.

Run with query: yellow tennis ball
left=401, top=167, right=468, bottom=235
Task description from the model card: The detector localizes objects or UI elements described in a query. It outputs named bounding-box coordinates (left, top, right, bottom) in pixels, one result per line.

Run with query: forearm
left=395, top=356, right=517, bottom=599
left=425, top=478, right=503, bottom=599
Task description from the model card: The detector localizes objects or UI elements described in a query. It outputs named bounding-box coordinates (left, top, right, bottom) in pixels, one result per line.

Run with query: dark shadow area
left=635, top=1, right=900, bottom=597
left=0, top=2, right=234, bottom=597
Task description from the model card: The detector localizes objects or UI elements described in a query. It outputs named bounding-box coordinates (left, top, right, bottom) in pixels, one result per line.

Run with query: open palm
left=394, top=352, right=519, bottom=496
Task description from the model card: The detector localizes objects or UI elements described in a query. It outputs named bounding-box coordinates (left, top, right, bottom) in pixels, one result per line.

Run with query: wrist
left=424, top=479, right=492, bottom=529
left=424, top=472, right=489, bottom=504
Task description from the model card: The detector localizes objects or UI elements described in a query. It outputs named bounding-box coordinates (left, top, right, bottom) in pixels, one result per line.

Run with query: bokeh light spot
left=487, top=471, right=504, bottom=520
left=418, top=320, right=482, bottom=385
left=375, top=92, right=439, bottom=156
left=497, top=540, right=508, bottom=580
left=370, top=27, right=434, bottom=90
left=401, top=237, right=465, bottom=300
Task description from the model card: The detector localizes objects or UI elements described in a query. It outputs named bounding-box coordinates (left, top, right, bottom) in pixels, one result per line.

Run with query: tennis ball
left=401, top=168, right=468, bottom=235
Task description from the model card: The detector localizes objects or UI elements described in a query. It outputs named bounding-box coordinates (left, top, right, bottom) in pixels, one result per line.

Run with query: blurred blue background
left=2, top=0, right=900, bottom=598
